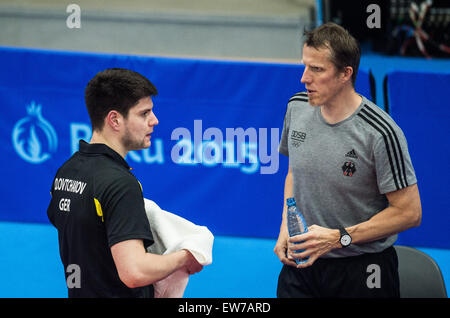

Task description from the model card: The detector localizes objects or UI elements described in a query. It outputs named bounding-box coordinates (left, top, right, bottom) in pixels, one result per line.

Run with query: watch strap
left=339, top=227, right=349, bottom=237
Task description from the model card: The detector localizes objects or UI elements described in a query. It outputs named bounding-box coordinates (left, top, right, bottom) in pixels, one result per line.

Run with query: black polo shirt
left=47, top=140, right=154, bottom=298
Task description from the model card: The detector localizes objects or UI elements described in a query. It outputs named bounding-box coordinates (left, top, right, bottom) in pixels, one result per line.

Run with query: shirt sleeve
left=373, top=126, right=417, bottom=194
left=100, top=174, right=154, bottom=248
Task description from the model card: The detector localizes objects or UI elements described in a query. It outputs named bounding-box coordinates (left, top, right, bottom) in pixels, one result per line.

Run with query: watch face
left=340, top=234, right=352, bottom=246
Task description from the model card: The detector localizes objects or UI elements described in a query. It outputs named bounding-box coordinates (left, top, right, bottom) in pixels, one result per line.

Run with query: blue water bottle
left=286, top=197, right=309, bottom=264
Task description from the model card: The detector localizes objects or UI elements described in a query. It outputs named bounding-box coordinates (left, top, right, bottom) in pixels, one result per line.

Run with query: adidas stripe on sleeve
left=358, top=104, right=417, bottom=194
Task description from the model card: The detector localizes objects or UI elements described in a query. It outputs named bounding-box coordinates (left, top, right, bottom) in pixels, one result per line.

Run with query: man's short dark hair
left=85, top=68, right=158, bottom=131
left=304, top=22, right=361, bottom=87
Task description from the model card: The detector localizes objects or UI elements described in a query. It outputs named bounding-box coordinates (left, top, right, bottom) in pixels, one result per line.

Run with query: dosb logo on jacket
left=12, top=101, right=58, bottom=164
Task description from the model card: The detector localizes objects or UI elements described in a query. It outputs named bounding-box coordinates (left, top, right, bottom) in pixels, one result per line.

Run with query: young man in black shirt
left=47, top=68, right=202, bottom=298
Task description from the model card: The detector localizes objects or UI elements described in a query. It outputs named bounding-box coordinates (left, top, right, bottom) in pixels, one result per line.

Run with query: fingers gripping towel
left=144, top=199, right=214, bottom=298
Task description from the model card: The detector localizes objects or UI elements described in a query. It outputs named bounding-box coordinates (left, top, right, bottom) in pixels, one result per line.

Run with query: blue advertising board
left=387, top=71, right=450, bottom=249
left=0, top=46, right=373, bottom=239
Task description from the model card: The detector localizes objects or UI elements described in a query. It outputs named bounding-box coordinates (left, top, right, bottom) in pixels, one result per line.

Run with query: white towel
left=144, top=198, right=214, bottom=298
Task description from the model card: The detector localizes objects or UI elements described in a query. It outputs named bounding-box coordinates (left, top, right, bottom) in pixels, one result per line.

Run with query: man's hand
left=273, top=232, right=298, bottom=267
left=287, top=225, right=341, bottom=268
left=183, top=250, right=203, bottom=275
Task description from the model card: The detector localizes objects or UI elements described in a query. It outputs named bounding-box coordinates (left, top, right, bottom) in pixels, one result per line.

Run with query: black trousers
left=277, top=246, right=400, bottom=298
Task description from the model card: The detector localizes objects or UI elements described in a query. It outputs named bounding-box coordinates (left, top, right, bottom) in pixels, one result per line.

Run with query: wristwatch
left=339, top=227, right=352, bottom=248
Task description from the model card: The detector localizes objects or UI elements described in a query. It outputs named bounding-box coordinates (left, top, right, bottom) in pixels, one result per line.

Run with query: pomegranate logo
left=12, top=101, right=58, bottom=164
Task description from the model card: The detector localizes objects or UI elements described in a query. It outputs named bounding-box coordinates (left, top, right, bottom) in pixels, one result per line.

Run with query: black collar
left=78, top=140, right=131, bottom=170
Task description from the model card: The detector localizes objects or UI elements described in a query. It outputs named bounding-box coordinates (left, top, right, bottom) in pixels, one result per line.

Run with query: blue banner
left=388, top=71, right=450, bottom=249
left=0, top=46, right=372, bottom=239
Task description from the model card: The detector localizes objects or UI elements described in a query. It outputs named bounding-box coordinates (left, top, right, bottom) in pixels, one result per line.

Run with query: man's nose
left=150, top=113, right=159, bottom=126
left=300, top=69, right=310, bottom=84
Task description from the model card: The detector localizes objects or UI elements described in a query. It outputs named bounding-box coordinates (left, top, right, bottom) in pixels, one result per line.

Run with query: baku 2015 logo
left=12, top=101, right=58, bottom=164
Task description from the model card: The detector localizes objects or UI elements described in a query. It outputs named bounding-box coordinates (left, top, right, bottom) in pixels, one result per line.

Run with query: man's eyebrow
left=302, top=61, right=324, bottom=68
left=140, top=106, right=153, bottom=113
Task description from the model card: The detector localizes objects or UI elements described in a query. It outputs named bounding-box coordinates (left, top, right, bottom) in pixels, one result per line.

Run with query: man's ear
left=341, top=66, right=354, bottom=83
left=105, top=110, right=122, bottom=132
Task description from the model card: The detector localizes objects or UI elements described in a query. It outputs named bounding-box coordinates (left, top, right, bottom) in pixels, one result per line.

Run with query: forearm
left=111, top=240, right=193, bottom=288
left=347, top=203, right=421, bottom=246
left=279, top=166, right=294, bottom=235
left=344, top=185, right=421, bottom=246
left=133, top=250, right=190, bottom=287
left=274, top=165, right=298, bottom=266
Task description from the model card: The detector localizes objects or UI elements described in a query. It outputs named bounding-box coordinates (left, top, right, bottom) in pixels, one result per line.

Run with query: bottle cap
left=286, top=197, right=296, bottom=207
